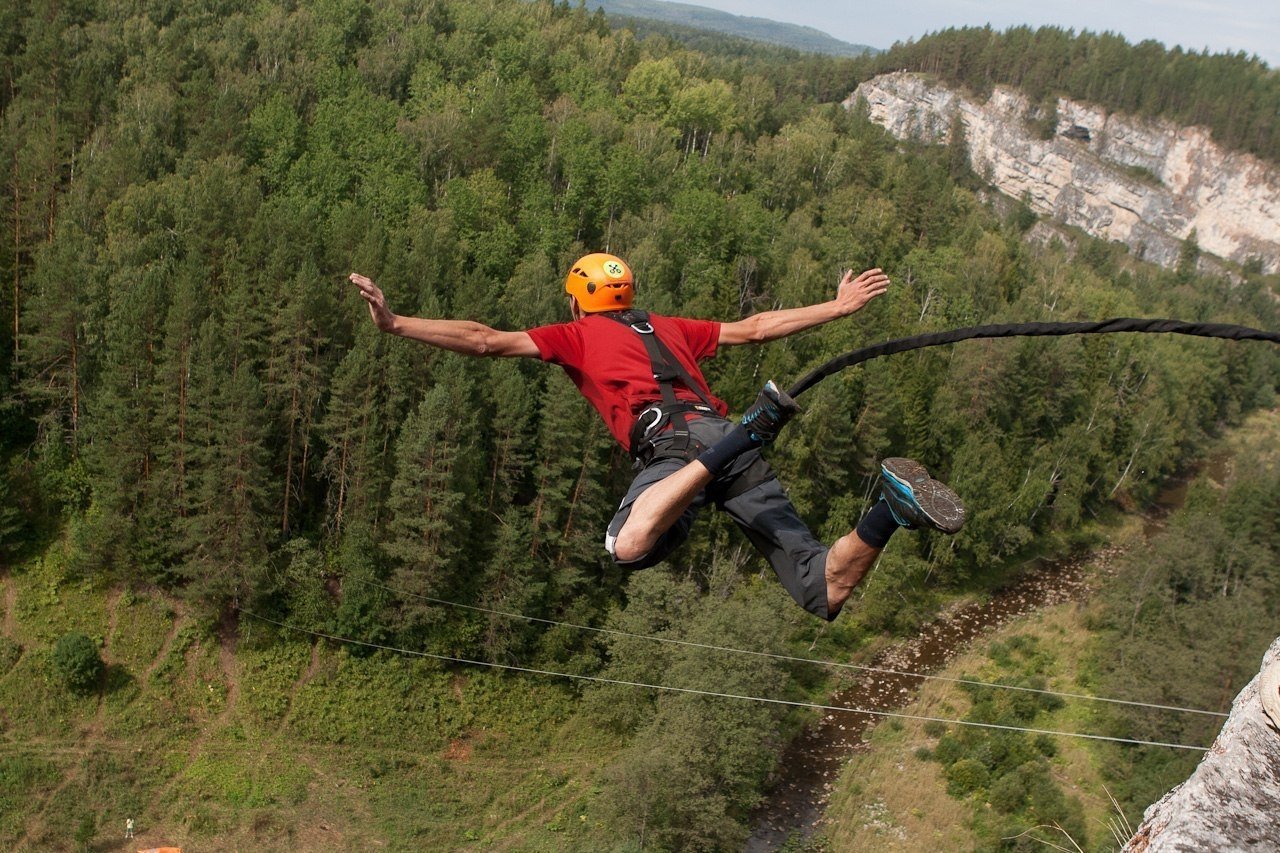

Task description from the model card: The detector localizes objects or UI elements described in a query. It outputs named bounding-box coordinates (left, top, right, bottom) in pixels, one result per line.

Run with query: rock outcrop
left=847, top=73, right=1280, bottom=274
left=1124, top=636, right=1280, bottom=851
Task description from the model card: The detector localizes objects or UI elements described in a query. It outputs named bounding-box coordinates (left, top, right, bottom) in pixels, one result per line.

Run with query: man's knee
left=607, top=524, right=649, bottom=565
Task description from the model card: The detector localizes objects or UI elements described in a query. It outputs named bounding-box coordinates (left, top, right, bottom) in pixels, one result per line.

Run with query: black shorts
left=604, top=417, right=833, bottom=620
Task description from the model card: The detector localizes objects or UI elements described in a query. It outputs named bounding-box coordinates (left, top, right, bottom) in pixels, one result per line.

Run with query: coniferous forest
left=1, top=1, right=1278, bottom=848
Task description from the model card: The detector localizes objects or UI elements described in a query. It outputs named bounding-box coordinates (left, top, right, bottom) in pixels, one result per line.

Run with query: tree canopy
left=1, top=0, right=1277, bottom=843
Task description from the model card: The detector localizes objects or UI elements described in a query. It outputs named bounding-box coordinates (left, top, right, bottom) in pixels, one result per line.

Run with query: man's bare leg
left=610, top=460, right=714, bottom=563
left=823, top=530, right=881, bottom=615
left=613, top=381, right=798, bottom=564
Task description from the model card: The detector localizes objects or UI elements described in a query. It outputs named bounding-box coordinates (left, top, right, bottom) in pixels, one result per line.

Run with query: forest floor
left=0, top=561, right=614, bottom=851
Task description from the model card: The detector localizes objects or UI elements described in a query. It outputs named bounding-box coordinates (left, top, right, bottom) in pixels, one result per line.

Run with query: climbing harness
left=786, top=318, right=1280, bottom=399
left=603, top=309, right=721, bottom=464
left=604, top=309, right=779, bottom=502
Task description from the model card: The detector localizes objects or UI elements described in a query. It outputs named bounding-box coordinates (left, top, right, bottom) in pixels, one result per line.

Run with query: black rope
left=786, top=318, right=1280, bottom=399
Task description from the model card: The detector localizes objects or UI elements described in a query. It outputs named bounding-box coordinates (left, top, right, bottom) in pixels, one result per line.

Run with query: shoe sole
left=882, top=457, right=966, bottom=534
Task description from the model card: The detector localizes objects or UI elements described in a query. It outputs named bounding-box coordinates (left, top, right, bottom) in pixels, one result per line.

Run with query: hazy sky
left=686, top=0, right=1280, bottom=67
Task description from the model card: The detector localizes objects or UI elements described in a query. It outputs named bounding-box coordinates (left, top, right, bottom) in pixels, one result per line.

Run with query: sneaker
left=740, top=380, right=800, bottom=444
left=880, top=457, right=966, bottom=534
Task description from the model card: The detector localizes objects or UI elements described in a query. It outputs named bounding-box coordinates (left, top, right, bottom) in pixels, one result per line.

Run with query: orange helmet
left=564, top=253, right=634, bottom=313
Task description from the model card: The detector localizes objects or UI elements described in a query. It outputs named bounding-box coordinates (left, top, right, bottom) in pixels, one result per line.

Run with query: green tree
left=384, top=359, right=485, bottom=649
left=52, top=632, right=103, bottom=694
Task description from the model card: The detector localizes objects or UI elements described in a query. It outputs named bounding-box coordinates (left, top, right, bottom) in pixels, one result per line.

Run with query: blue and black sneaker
left=740, top=380, right=800, bottom=444
left=880, top=457, right=966, bottom=534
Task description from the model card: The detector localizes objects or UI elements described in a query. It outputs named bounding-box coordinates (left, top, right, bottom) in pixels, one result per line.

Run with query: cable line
left=787, top=317, right=1280, bottom=398
left=346, top=576, right=1228, bottom=718
left=239, top=610, right=1210, bottom=753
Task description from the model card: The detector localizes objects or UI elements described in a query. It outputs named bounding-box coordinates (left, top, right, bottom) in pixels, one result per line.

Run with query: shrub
left=944, top=757, right=990, bottom=796
left=933, top=733, right=964, bottom=764
left=52, top=632, right=104, bottom=693
left=989, top=769, right=1029, bottom=813
left=0, top=637, right=21, bottom=675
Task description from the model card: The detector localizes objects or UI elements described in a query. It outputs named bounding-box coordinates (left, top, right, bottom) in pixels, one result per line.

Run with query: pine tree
left=177, top=285, right=272, bottom=605
left=265, top=262, right=332, bottom=535
left=384, top=358, right=485, bottom=649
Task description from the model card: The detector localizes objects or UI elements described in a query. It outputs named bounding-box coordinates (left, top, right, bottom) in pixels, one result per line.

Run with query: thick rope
left=1261, top=654, right=1280, bottom=733
left=787, top=318, right=1280, bottom=398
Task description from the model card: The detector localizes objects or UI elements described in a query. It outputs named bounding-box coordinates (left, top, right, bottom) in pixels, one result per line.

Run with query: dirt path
left=2, top=578, right=16, bottom=639
left=137, top=612, right=186, bottom=690
left=143, top=614, right=242, bottom=819
left=283, top=640, right=323, bottom=722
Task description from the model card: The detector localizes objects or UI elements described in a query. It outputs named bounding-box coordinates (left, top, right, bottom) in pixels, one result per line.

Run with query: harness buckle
left=630, top=321, right=654, bottom=334
left=635, top=406, right=664, bottom=440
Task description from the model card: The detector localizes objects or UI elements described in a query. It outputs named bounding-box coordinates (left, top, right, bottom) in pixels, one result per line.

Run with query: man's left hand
left=835, top=268, right=890, bottom=315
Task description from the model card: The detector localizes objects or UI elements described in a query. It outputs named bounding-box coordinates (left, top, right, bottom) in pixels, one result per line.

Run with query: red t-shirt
left=527, top=313, right=729, bottom=448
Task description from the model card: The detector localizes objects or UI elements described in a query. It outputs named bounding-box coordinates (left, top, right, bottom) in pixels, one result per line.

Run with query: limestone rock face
left=1123, top=637, right=1280, bottom=851
left=848, top=73, right=1280, bottom=273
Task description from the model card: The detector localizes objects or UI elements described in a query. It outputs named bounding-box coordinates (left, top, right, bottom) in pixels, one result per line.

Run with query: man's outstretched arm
left=718, top=268, right=889, bottom=346
left=350, top=273, right=540, bottom=358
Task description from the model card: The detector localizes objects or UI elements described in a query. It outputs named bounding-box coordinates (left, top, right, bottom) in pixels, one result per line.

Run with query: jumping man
left=349, top=254, right=964, bottom=620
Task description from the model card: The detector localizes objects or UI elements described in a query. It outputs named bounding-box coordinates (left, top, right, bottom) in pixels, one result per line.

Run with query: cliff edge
left=1124, top=636, right=1280, bottom=851
left=848, top=73, right=1280, bottom=274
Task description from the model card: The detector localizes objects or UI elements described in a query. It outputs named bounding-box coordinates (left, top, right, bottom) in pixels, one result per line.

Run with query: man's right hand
left=349, top=273, right=397, bottom=333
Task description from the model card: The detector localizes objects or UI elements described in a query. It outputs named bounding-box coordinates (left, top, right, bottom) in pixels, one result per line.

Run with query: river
left=744, top=461, right=1220, bottom=851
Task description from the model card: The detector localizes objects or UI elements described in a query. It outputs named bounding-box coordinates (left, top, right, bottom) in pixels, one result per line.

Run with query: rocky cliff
left=1124, top=636, right=1280, bottom=851
left=847, top=73, right=1280, bottom=274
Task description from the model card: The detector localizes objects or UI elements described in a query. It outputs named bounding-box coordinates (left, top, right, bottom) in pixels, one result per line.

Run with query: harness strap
left=602, top=310, right=720, bottom=462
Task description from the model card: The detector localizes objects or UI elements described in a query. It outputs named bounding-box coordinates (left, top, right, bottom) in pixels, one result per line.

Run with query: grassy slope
left=821, top=544, right=1142, bottom=852
left=0, top=555, right=618, bottom=851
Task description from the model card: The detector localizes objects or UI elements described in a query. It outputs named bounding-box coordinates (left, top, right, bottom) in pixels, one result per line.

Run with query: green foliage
left=1086, top=444, right=1280, bottom=826
left=0, top=637, right=21, bottom=677
left=52, top=631, right=104, bottom=693
left=944, top=757, right=989, bottom=796
left=923, top=636, right=1089, bottom=849
left=1, top=2, right=1278, bottom=846
left=593, top=564, right=795, bottom=846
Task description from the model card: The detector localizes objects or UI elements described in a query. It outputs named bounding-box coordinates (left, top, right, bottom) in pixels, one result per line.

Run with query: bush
left=989, top=768, right=1029, bottom=813
left=0, top=637, right=21, bottom=675
left=944, top=757, right=990, bottom=796
left=52, top=632, right=104, bottom=693
left=933, top=733, right=964, bottom=764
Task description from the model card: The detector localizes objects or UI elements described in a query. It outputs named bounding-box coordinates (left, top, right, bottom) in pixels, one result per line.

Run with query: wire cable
left=240, top=610, right=1210, bottom=753
left=346, top=576, right=1228, bottom=718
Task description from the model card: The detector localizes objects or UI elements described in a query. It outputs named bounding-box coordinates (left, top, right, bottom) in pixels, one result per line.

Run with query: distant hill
left=586, top=0, right=878, bottom=57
